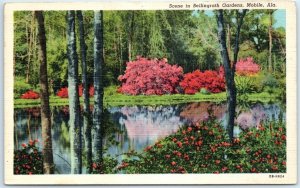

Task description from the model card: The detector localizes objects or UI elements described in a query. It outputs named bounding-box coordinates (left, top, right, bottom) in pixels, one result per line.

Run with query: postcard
left=4, top=0, right=297, bottom=184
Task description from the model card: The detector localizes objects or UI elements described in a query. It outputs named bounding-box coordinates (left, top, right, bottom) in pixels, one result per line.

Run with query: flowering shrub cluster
left=236, top=57, right=260, bottom=76
left=20, top=90, right=40, bottom=99
left=57, top=87, right=68, bottom=98
left=14, top=140, right=43, bottom=175
left=119, top=118, right=286, bottom=174
left=179, top=67, right=225, bottom=94
left=56, top=85, right=95, bottom=98
left=118, top=57, right=184, bottom=95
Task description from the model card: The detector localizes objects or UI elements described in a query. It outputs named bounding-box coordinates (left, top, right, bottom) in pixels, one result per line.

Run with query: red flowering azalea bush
left=20, top=90, right=40, bottom=99
left=57, top=85, right=94, bottom=98
left=236, top=57, right=260, bottom=76
left=57, top=87, right=69, bottom=98
left=118, top=57, right=184, bottom=95
left=179, top=67, right=225, bottom=94
left=14, top=139, right=43, bottom=175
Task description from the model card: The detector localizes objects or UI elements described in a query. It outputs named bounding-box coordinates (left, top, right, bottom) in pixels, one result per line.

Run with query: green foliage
left=235, top=76, right=256, bottom=95
left=262, top=73, right=279, bottom=89
left=200, top=88, right=210, bottom=95
left=14, top=77, right=32, bottom=98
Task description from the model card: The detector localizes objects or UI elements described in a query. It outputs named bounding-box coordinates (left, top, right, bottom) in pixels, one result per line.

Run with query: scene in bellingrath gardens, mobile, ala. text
left=13, top=9, right=286, bottom=174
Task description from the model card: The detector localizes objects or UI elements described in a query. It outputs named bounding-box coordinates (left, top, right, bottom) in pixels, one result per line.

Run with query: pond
left=14, top=101, right=285, bottom=174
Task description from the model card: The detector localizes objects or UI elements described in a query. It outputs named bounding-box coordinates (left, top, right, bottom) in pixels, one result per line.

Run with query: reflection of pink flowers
left=236, top=105, right=267, bottom=130
left=119, top=106, right=183, bottom=146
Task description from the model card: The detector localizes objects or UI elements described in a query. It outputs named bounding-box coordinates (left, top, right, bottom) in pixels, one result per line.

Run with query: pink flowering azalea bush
left=236, top=57, right=260, bottom=76
left=118, top=57, right=184, bottom=95
left=179, top=67, right=225, bottom=94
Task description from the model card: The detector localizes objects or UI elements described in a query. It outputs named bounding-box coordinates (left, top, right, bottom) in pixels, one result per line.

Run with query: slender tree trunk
left=128, top=12, right=135, bottom=61
left=67, top=10, right=82, bottom=174
left=268, top=10, right=273, bottom=72
left=76, top=10, right=92, bottom=173
left=27, top=112, right=32, bottom=141
left=93, top=10, right=104, bottom=165
left=35, top=11, right=54, bottom=174
left=216, top=10, right=246, bottom=141
left=227, top=24, right=231, bottom=61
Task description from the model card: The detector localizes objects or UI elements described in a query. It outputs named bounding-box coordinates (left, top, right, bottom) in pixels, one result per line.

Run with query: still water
left=14, top=102, right=285, bottom=174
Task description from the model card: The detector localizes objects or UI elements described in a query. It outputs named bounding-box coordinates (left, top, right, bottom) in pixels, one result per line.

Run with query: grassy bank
left=14, top=86, right=280, bottom=108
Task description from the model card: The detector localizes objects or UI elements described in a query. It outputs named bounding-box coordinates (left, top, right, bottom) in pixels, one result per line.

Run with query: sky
left=203, top=9, right=286, bottom=29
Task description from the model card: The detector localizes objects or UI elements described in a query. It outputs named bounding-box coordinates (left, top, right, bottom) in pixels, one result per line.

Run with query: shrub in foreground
left=118, top=57, right=184, bottom=95
left=14, top=140, right=43, bottom=175
left=119, top=119, right=286, bottom=174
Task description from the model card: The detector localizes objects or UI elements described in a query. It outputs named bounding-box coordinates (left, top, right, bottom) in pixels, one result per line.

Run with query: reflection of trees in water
left=109, top=105, right=185, bottom=152
left=14, top=108, right=41, bottom=149
left=180, top=102, right=227, bottom=123
left=180, top=102, right=285, bottom=130
left=236, top=103, right=285, bottom=130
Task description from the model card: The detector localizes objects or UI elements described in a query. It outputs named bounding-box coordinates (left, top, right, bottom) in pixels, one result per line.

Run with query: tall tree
left=34, top=11, right=54, bottom=174
left=93, top=10, right=104, bottom=165
left=216, top=10, right=247, bottom=141
left=67, top=10, right=82, bottom=174
left=128, top=11, right=135, bottom=61
left=76, top=10, right=92, bottom=173
left=268, top=10, right=275, bottom=72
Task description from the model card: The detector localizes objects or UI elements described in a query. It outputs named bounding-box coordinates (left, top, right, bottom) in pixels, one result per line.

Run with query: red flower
left=29, top=140, right=34, bottom=146
left=187, top=127, right=193, bottom=132
left=144, top=145, right=152, bottom=152
left=282, top=161, right=286, bottom=165
left=176, top=141, right=183, bottom=148
left=281, top=135, right=286, bottom=141
left=165, top=155, right=171, bottom=159
left=222, top=167, right=228, bottom=172
left=172, top=138, right=177, bottom=142
left=21, top=143, right=27, bottom=148
left=271, top=166, right=278, bottom=171
left=171, top=161, right=176, bottom=166
left=215, top=160, right=221, bottom=164
left=92, top=163, right=97, bottom=169
left=251, top=168, right=257, bottom=173
left=183, top=154, right=189, bottom=161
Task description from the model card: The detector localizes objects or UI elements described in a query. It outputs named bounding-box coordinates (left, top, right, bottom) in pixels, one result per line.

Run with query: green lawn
left=14, top=86, right=280, bottom=108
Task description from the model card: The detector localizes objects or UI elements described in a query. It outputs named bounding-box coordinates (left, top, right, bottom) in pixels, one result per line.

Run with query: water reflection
left=14, top=102, right=285, bottom=174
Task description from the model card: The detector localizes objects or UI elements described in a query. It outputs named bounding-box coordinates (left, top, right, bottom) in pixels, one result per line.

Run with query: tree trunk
left=76, top=10, right=92, bottom=173
left=128, top=12, right=135, bottom=61
left=227, top=24, right=231, bottom=61
left=35, top=11, right=54, bottom=174
left=216, top=10, right=246, bottom=141
left=93, top=10, right=104, bottom=164
left=268, top=10, right=273, bottom=72
left=67, top=10, right=82, bottom=174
